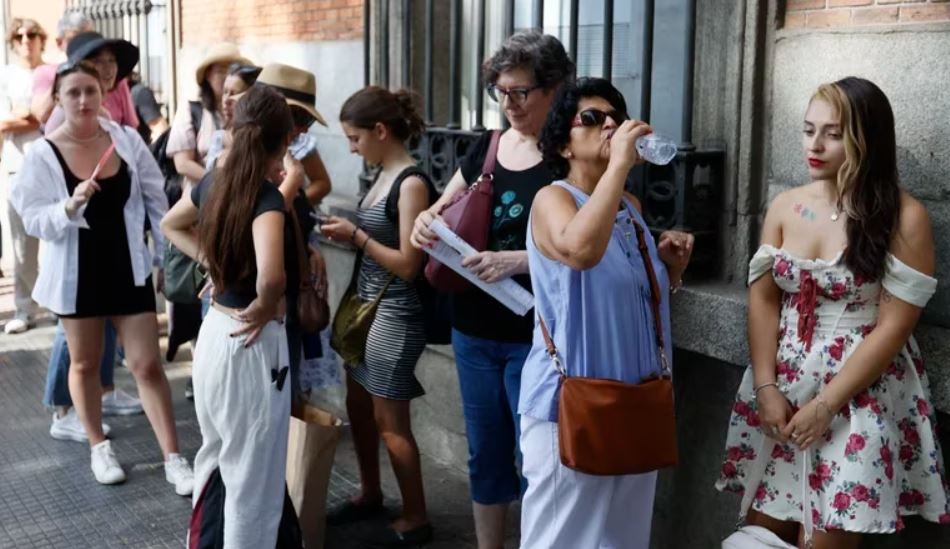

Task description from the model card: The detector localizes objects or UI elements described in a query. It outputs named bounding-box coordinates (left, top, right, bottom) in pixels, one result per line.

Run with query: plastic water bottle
left=635, top=134, right=678, bottom=166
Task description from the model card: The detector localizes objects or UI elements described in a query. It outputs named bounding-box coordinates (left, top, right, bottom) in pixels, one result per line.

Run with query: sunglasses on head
left=229, top=63, right=260, bottom=77
left=571, top=108, right=628, bottom=128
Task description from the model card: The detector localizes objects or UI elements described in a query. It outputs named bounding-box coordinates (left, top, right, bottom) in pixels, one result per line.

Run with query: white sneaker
left=90, top=440, right=126, bottom=485
left=102, top=388, right=144, bottom=416
left=49, top=408, right=112, bottom=442
left=4, top=316, right=29, bottom=334
left=164, top=453, right=194, bottom=496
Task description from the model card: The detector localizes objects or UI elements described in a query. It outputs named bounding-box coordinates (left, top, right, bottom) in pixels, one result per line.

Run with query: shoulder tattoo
left=793, top=203, right=817, bottom=222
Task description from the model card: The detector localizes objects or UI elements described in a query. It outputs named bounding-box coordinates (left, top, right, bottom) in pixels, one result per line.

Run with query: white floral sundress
left=715, top=244, right=950, bottom=534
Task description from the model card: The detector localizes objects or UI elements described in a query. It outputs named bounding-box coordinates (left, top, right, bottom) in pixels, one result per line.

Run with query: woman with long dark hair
left=717, top=77, right=950, bottom=548
left=161, top=84, right=298, bottom=547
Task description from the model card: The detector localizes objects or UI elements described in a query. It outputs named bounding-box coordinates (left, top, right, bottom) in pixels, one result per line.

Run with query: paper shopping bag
left=286, top=404, right=342, bottom=549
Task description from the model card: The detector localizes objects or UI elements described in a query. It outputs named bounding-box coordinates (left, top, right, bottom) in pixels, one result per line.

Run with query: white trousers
left=191, top=307, right=291, bottom=549
left=519, top=415, right=658, bottom=549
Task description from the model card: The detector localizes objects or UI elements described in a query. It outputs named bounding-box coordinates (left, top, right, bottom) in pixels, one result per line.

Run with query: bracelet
left=753, top=382, right=779, bottom=395
left=815, top=394, right=835, bottom=419
left=360, top=235, right=372, bottom=250
left=350, top=226, right=360, bottom=243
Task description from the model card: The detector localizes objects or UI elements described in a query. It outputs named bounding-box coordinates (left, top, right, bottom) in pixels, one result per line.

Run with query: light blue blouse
left=519, top=180, right=673, bottom=422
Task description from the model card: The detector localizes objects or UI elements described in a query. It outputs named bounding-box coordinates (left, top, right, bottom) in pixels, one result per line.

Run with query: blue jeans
left=452, top=329, right=531, bottom=505
left=43, top=320, right=117, bottom=408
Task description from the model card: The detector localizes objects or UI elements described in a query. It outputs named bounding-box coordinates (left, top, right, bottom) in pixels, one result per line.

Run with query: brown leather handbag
left=540, top=218, right=678, bottom=476
left=423, top=130, right=501, bottom=293
left=289, top=207, right=330, bottom=335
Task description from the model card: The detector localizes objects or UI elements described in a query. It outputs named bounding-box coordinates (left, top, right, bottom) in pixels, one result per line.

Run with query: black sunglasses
left=571, top=108, right=628, bottom=128
left=15, top=31, right=40, bottom=41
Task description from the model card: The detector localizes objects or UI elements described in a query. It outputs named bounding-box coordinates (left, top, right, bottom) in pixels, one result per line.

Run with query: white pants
left=519, top=415, right=658, bottom=549
left=191, top=307, right=291, bottom=549
left=4, top=173, right=38, bottom=318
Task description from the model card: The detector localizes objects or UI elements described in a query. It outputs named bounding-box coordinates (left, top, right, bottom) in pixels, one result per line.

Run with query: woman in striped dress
left=320, top=86, right=434, bottom=547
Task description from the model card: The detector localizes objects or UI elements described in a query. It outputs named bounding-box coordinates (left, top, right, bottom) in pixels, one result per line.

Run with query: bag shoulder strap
left=385, top=166, right=435, bottom=223
left=188, top=100, right=203, bottom=134
left=476, top=130, right=502, bottom=184
left=538, top=202, right=669, bottom=377
left=287, top=205, right=311, bottom=289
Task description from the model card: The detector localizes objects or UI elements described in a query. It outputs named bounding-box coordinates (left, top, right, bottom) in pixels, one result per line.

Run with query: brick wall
left=785, top=0, right=950, bottom=28
left=181, top=0, right=363, bottom=46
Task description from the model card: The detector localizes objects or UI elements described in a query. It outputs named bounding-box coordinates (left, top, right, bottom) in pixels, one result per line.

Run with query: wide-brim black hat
left=66, top=31, right=139, bottom=84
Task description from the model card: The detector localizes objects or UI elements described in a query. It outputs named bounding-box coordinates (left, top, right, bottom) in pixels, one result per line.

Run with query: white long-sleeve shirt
left=9, top=119, right=168, bottom=315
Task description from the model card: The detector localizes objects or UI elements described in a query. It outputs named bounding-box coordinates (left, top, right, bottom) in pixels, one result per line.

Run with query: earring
left=565, top=151, right=573, bottom=158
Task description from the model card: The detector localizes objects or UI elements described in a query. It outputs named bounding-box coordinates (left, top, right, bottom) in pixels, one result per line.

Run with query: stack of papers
left=425, top=220, right=534, bottom=316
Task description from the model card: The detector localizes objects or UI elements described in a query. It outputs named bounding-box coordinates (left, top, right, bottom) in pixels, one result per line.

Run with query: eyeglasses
left=15, top=31, right=40, bottom=41
left=571, top=108, right=627, bottom=128
left=486, top=84, right=541, bottom=105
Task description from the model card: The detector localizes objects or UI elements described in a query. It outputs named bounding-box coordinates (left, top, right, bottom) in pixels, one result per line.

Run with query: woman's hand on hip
left=658, top=230, right=694, bottom=276
left=608, top=120, right=653, bottom=171
left=410, top=209, right=444, bottom=249
left=462, top=250, right=525, bottom=283
left=757, top=386, right=793, bottom=443
left=229, top=297, right=283, bottom=347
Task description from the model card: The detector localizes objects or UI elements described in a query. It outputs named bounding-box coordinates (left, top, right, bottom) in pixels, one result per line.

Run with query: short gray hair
left=482, top=31, right=575, bottom=90
left=56, top=11, right=94, bottom=39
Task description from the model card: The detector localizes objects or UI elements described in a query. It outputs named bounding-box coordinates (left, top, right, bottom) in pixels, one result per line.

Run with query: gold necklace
left=63, top=127, right=103, bottom=144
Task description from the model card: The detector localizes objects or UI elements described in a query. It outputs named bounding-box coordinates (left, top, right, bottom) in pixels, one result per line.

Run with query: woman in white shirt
left=10, top=61, right=193, bottom=493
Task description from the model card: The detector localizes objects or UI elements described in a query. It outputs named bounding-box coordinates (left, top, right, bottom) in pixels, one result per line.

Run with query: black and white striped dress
left=349, top=199, right=426, bottom=400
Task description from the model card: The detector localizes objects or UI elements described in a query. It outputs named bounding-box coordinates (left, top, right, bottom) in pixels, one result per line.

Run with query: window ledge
left=670, top=282, right=950, bottom=414
left=671, top=282, right=749, bottom=368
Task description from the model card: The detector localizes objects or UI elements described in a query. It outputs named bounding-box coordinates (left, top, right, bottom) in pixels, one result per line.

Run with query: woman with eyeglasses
left=1, top=18, right=46, bottom=335
left=520, top=77, right=692, bottom=548
left=408, top=31, right=574, bottom=548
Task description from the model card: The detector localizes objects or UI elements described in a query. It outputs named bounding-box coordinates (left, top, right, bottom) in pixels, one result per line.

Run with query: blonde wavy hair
left=809, top=77, right=900, bottom=282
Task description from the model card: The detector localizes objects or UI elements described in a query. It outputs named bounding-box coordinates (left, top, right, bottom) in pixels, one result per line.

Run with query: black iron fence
left=369, top=0, right=723, bottom=276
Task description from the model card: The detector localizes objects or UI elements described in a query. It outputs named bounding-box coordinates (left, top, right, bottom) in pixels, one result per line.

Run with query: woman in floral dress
left=716, top=76, right=950, bottom=548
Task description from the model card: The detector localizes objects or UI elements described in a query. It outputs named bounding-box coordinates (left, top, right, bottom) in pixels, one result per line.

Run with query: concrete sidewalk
left=0, top=276, right=510, bottom=548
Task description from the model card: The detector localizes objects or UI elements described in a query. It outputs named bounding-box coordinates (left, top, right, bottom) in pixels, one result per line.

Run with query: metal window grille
left=367, top=0, right=724, bottom=275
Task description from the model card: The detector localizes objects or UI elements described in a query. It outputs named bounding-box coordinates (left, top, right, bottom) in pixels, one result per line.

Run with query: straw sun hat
left=256, top=63, right=327, bottom=127
left=195, top=43, right=252, bottom=86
